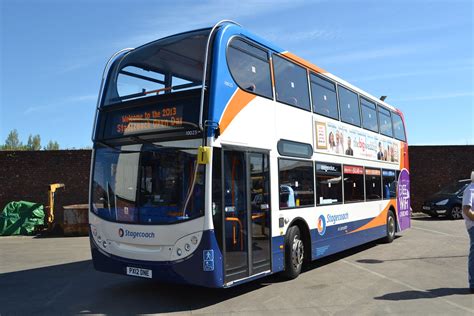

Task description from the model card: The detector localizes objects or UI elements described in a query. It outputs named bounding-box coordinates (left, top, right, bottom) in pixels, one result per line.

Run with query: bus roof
left=218, top=22, right=401, bottom=113
left=127, top=22, right=401, bottom=114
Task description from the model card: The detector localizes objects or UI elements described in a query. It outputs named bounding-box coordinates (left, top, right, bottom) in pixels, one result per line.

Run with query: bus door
left=221, top=149, right=271, bottom=283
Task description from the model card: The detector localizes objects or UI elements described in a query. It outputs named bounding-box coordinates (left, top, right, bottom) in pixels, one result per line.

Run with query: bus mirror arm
left=203, top=120, right=220, bottom=145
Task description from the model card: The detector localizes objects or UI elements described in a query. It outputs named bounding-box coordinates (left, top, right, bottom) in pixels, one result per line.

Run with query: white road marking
left=342, top=259, right=474, bottom=314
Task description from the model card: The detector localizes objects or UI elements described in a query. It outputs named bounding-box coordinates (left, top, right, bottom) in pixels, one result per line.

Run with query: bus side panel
left=397, top=142, right=411, bottom=232
left=90, top=229, right=225, bottom=288
left=396, top=167, right=411, bottom=231
left=310, top=216, right=387, bottom=260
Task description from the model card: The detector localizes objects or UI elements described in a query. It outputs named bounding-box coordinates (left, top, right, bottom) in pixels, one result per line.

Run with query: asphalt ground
left=1, top=214, right=473, bottom=315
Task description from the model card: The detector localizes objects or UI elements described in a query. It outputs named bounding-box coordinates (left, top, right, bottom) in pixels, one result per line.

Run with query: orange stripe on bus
left=348, top=201, right=395, bottom=234
left=282, top=52, right=327, bottom=74
left=219, top=89, right=256, bottom=134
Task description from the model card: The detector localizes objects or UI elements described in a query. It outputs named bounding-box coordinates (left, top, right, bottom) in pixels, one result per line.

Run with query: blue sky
left=1, top=0, right=472, bottom=148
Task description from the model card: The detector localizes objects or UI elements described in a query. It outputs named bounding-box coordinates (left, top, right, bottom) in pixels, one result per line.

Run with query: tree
left=3, top=129, right=22, bottom=150
left=45, top=140, right=60, bottom=150
left=26, top=134, right=41, bottom=150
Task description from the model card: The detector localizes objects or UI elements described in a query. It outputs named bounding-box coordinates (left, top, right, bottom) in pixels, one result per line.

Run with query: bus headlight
left=171, top=232, right=202, bottom=260
left=91, top=225, right=97, bottom=237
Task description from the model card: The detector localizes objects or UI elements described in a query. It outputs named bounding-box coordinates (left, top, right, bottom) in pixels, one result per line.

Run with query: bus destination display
left=114, top=106, right=183, bottom=135
left=101, top=97, right=200, bottom=139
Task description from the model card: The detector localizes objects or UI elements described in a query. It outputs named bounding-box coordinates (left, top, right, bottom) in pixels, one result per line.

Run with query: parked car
left=422, top=179, right=470, bottom=219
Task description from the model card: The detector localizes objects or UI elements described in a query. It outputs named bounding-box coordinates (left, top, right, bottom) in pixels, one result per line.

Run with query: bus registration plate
left=126, top=266, right=152, bottom=279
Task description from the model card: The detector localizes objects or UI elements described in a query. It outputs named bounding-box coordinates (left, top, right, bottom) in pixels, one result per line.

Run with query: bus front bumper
left=90, top=230, right=224, bottom=288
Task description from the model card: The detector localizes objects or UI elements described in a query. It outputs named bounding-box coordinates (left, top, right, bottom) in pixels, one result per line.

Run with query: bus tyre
left=283, top=226, right=304, bottom=279
left=384, top=210, right=396, bottom=243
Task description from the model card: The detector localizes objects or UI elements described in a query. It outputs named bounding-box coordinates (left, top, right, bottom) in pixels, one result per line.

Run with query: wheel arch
left=287, top=217, right=312, bottom=262
left=388, top=205, right=398, bottom=232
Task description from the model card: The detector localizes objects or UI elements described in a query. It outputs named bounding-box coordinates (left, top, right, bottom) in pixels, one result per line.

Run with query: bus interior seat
left=244, top=83, right=256, bottom=92
left=288, top=97, right=298, bottom=106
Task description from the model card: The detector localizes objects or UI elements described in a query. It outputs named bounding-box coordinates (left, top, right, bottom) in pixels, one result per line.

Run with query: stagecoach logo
left=118, top=228, right=155, bottom=239
left=320, top=165, right=337, bottom=173
left=317, top=215, right=326, bottom=236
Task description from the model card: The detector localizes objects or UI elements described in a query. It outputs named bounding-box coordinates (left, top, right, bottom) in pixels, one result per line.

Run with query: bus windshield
left=91, top=139, right=205, bottom=224
left=102, top=28, right=210, bottom=106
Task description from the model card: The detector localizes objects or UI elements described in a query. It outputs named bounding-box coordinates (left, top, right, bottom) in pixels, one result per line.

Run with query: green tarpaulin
left=0, top=201, right=44, bottom=236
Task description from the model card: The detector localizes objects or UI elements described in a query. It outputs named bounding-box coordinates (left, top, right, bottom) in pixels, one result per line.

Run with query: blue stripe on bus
left=90, top=229, right=224, bottom=288
left=271, top=216, right=387, bottom=272
left=271, top=235, right=285, bottom=273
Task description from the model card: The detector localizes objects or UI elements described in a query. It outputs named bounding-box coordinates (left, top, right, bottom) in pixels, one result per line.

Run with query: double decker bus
left=89, top=21, right=411, bottom=287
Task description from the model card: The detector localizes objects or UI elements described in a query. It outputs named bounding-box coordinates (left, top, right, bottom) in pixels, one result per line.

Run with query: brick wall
left=0, top=150, right=91, bottom=218
left=0, top=146, right=472, bottom=218
left=409, top=145, right=474, bottom=212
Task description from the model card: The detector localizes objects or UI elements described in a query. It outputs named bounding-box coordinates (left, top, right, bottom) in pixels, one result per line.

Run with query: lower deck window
left=382, top=170, right=397, bottom=199
left=316, top=163, right=342, bottom=205
left=279, top=159, right=314, bottom=208
left=343, top=165, right=365, bottom=202
left=365, top=168, right=382, bottom=200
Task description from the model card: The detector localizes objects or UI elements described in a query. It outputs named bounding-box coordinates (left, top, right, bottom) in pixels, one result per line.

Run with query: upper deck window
left=273, top=55, right=310, bottom=111
left=338, top=86, right=361, bottom=126
left=392, top=112, right=406, bottom=142
left=378, top=106, right=393, bottom=137
left=310, top=74, right=339, bottom=120
left=102, top=29, right=210, bottom=106
left=361, top=97, right=378, bottom=132
left=227, top=38, right=273, bottom=98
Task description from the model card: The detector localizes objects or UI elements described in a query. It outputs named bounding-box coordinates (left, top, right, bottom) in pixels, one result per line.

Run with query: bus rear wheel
left=282, top=225, right=304, bottom=279
left=383, top=210, right=396, bottom=243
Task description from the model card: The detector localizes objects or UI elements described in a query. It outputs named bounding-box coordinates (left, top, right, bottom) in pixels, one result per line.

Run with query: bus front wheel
left=282, top=225, right=304, bottom=279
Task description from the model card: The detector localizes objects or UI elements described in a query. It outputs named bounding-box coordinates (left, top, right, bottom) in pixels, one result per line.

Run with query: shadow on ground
left=375, top=288, right=472, bottom=301
left=0, top=238, right=387, bottom=315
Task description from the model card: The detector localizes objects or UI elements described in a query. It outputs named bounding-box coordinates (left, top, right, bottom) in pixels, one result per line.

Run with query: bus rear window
left=392, top=113, right=406, bottom=142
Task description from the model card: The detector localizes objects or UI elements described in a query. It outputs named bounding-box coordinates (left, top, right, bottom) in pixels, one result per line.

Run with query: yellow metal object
left=47, top=183, right=65, bottom=225
left=197, top=146, right=211, bottom=164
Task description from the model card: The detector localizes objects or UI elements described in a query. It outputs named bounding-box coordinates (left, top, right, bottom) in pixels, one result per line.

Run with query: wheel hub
left=292, top=236, right=304, bottom=268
